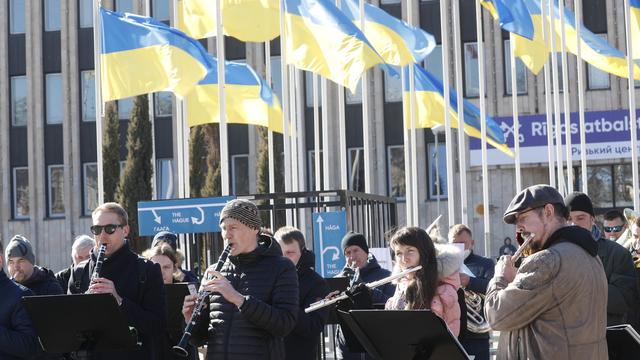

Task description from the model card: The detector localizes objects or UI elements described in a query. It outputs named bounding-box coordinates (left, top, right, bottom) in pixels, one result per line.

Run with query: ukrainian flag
left=403, top=65, right=513, bottom=157
left=481, top=0, right=535, bottom=40
left=340, top=0, right=435, bottom=66
left=176, top=0, right=280, bottom=42
left=284, top=0, right=386, bottom=92
left=512, top=0, right=551, bottom=75
left=632, top=0, right=640, bottom=59
left=100, top=8, right=214, bottom=101
left=186, top=56, right=283, bottom=133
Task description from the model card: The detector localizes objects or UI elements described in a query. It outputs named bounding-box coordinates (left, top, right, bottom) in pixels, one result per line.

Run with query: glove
left=345, top=283, right=372, bottom=309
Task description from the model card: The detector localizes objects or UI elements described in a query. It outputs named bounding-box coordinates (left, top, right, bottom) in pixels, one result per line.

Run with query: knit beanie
left=564, top=192, right=595, bottom=216
left=5, top=235, right=35, bottom=264
left=152, top=231, right=178, bottom=251
left=341, top=232, right=369, bottom=253
left=219, top=199, right=262, bottom=230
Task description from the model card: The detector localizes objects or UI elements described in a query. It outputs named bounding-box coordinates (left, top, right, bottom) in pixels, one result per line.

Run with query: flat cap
left=503, top=184, right=565, bottom=224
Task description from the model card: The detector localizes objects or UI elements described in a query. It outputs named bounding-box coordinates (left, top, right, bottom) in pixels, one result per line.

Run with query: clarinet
left=91, top=244, right=108, bottom=282
left=172, top=244, right=232, bottom=357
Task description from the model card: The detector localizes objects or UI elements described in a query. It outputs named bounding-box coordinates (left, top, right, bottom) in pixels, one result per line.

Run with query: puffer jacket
left=485, top=226, right=608, bottom=360
left=21, top=266, right=64, bottom=296
left=0, top=269, right=38, bottom=360
left=191, top=234, right=299, bottom=360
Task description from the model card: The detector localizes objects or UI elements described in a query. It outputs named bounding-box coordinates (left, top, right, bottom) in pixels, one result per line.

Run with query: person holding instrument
left=485, top=185, right=609, bottom=359
left=181, top=199, right=298, bottom=360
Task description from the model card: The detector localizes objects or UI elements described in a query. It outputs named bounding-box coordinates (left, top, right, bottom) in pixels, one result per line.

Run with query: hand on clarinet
left=495, top=255, right=517, bottom=284
left=88, top=277, right=123, bottom=306
left=182, top=294, right=198, bottom=322
left=202, top=271, right=245, bottom=308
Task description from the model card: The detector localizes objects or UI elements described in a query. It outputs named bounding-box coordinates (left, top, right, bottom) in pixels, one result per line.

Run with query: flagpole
left=265, top=43, right=276, bottom=194
left=93, top=0, right=105, bottom=204
left=279, top=0, right=292, bottom=197
left=558, top=0, right=573, bottom=193
left=625, top=0, right=640, bottom=210
left=359, top=0, right=372, bottom=194
left=510, top=33, right=522, bottom=192
left=541, top=0, right=556, bottom=188
left=313, top=73, right=321, bottom=191
left=407, top=0, right=419, bottom=226
left=172, top=1, right=186, bottom=198
left=145, top=0, right=158, bottom=199
left=215, top=0, right=229, bottom=196
left=549, top=0, right=566, bottom=195
left=575, top=0, right=587, bottom=194
left=475, top=0, right=490, bottom=257
left=321, top=78, right=330, bottom=190
left=452, top=0, right=468, bottom=225
left=338, top=86, right=348, bottom=190
left=440, top=0, right=455, bottom=228
left=289, top=66, right=299, bottom=193
left=401, top=68, right=414, bottom=226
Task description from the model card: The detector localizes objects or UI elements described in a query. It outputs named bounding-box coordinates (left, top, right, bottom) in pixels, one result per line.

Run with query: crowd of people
left=2, top=186, right=640, bottom=359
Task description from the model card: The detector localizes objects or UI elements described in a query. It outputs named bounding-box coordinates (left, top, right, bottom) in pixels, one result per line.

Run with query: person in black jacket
left=0, top=240, right=39, bottom=360
left=448, top=224, right=494, bottom=360
left=183, top=199, right=299, bottom=360
left=68, top=202, right=166, bottom=360
left=151, top=231, right=198, bottom=283
left=55, top=234, right=95, bottom=292
left=5, top=235, right=64, bottom=296
left=274, top=226, right=330, bottom=360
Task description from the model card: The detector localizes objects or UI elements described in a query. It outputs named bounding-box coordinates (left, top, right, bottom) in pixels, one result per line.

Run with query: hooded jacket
left=191, top=234, right=299, bottom=360
left=485, top=226, right=608, bottom=360
left=0, top=269, right=38, bottom=360
left=21, top=266, right=63, bottom=296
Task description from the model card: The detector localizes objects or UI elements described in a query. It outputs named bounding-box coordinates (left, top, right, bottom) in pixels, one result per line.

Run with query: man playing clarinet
left=182, top=199, right=299, bottom=360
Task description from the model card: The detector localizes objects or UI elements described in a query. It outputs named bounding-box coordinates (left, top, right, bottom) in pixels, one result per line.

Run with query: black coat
left=284, top=250, right=330, bottom=360
left=597, top=237, right=639, bottom=326
left=0, top=269, right=38, bottom=360
left=22, top=266, right=64, bottom=296
left=191, top=234, right=299, bottom=360
left=458, top=252, right=494, bottom=343
left=69, top=241, right=167, bottom=360
left=54, top=266, right=72, bottom=293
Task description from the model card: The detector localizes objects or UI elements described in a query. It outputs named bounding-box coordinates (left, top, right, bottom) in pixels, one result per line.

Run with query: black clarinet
left=91, top=244, right=108, bottom=282
left=172, top=244, right=232, bottom=357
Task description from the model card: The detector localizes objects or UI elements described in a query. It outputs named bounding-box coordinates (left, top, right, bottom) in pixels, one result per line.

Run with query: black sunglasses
left=604, top=225, right=624, bottom=233
left=90, top=224, right=124, bottom=235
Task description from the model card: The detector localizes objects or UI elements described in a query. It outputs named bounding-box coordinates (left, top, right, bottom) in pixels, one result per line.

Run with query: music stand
left=22, top=294, right=137, bottom=353
left=338, top=309, right=470, bottom=360
left=607, top=324, right=640, bottom=359
left=325, top=277, right=350, bottom=325
left=165, top=283, right=195, bottom=337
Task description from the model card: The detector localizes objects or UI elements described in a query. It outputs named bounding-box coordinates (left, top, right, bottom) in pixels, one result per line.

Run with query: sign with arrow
left=137, top=196, right=235, bottom=236
left=312, top=211, right=347, bottom=278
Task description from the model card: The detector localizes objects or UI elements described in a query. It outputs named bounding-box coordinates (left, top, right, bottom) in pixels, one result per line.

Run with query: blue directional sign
left=138, top=196, right=235, bottom=236
left=312, top=211, right=347, bottom=278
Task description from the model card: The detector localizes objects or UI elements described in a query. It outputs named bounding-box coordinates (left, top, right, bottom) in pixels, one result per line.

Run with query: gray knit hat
left=219, top=199, right=262, bottom=230
left=5, top=235, right=35, bottom=264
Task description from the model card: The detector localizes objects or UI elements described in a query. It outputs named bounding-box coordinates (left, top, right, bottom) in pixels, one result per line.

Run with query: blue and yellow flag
left=403, top=65, right=513, bottom=156
left=284, top=0, right=386, bottom=92
left=176, top=0, right=280, bottom=42
left=100, top=8, right=214, bottom=101
left=632, top=0, right=640, bottom=59
left=340, top=0, right=435, bottom=66
left=481, top=0, right=535, bottom=40
left=186, top=56, right=283, bottom=133
left=512, top=0, right=550, bottom=74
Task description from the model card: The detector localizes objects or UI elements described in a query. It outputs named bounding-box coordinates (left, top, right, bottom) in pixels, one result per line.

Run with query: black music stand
left=165, top=283, right=195, bottom=337
left=607, top=324, right=640, bottom=360
left=338, top=309, right=470, bottom=360
left=325, top=277, right=350, bottom=325
left=22, top=294, right=137, bottom=353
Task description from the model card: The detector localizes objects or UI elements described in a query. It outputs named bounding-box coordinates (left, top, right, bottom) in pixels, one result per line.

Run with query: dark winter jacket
left=21, top=266, right=64, bottom=296
left=69, top=241, right=167, bottom=360
left=459, top=252, right=494, bottom=341
left=0, top=269, right=38, bottom=360
left=284, top=250, right=330, bottom=360
left=191, top=234, right=299, bottom=360
left=597, top=237, right=639, bottom=326
left=54, top=266, right=72, bottom=293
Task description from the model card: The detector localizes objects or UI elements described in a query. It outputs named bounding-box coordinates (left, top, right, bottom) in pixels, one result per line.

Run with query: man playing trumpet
left=484, top=185, right=608, bottom=359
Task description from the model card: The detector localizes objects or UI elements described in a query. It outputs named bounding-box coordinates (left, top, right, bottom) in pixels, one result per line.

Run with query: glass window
left=46, top=73, right=63, bottom=124
left=270, top=56, right=283, bottom=101
left=305, top=72, right=324, bottom=107
left=11, top=76, right=27, bottom=126
left=13, top=167, right=29, bottom=219
left=348, top=147, right=365, bottom=192
left=44, top=0, right=61, bottom=31
left=387, top=145, right=405, bottom=198
left=156, top=159, right=174, bottom=199
left=504, top=40, right=527, bottom=95
left=586, top=165, right=613, bottom=208
left=380, top=0, right=401, bottom=3
left=555, top=52, right=564, bottom=92
left=346, top=79, right=363, bottom=105
left=48, top=165, right=65, bottom=217
left=81, top=70, right=96, bottom=122
left=118, top=98, right=134, bottom=119
left=10, top=0, right=25, bottom=34
left=307, top=150, right=323, bottom=191
left=428, top=142, right=447, bottom=199
left=587, top=35, right=610, bottom=90
left=231, top=155, right=249, bottom=195
left=79, top=0, right=93, bottom=28
left=83, top=163, right=98, bottom=216
left=384, top=68, right=402, bottom=103
left=464, top=42, right=480, bottom=97
left=613, top=164, right=634, bottom=207
left=425, top=45, right=443, bottom=81
left=116, top=0, right=134, bottom=13
left=152, top=0, right=170, bottom=21
left=154, top=92, right=173, bottom=117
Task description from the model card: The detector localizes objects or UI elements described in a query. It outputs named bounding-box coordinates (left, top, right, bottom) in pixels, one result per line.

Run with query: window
left=154, top=92, right=173, bottom=116
left=307, top=150, right=323, bottom=191
left=587, top=35, right=610, bottom=90
left=118, top=98, right=134, bottom=119
left=425, top=45, right=443, bottom=81
left=10, top=0, right=25, bottom=34
left=504, top=40, right=527, bottom=95
left=380, top=0, right=401, bottom=3
left=346, top=80, right=362, bottom=105
left=81, top=70, right=96, bottom=122
left=116, top=0, right=134, bottom=13
left=79, top=0, right=93, bottom=28
left=44, top=0, right=61, bottom=31
left=270, top=56, right=283, bottom=101
left=554, top=52, right=564, bottom=92
left=305, top=72, right=324, bottom=107
left=613, top=164, right=634, bottom=207
left=384, top=67, right=402, bottom=102
left=464, top=42, right=480, bottom=97
left=231, top=155, right=249, bottom=195
left=387, top=145, right=405, bottom=198
left=11, top=76, right=27, bottom=126
left=575, top=165, right=613, bottom=208
left=156, top=159, right=174, bottom=199
left=46, top=73, right=63, bottom=124
left=83, top=163, right=98, bottom=216
left=152, top=0, right=170, bottom=21
left=348, top=147, right=364, bottom=192
left=13, top=167, right=29, bottom=219
left=428, top=142, right=447, bottom=199
left=48, top=165, right=65, bottom=217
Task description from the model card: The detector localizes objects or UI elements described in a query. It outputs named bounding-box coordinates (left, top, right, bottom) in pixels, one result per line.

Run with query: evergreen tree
left=189, top=125, right=208, bottom=198
left=116, top=95, right=153, bottom=253
left=102, top=101, right=120, bottom=202
left=256, top=127, right=269, bottom=194
left=202, top=124, right=221, bottom=197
